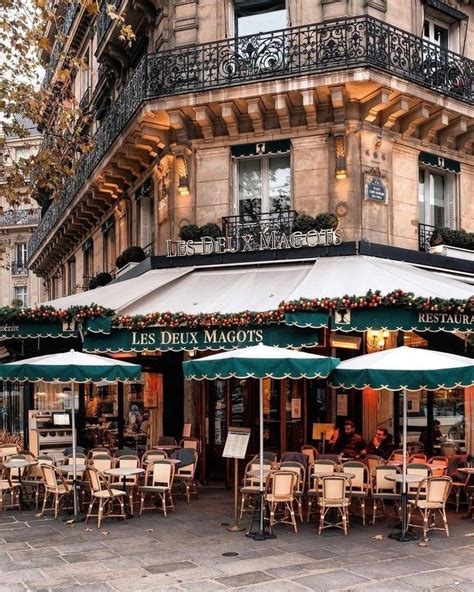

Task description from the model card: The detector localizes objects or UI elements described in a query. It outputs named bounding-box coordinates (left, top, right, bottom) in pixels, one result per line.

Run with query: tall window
left=234, top=0, right=287, bottom=36
left=423, top=18, right=449, bottom=49
left=234, top=144, right=291, bottom=220
left=418, top=168, right=456, bottom=229
left=15, top=243, right=27, bottom=266
left=13, top=286, right=27, bottom=307
left=67, top=258, right=76, bottom=295
left=102, top=218, right=116, bottom=272
left=135, top=179, right=154, bottom=252
left=83, top=238, right=94, bottom=282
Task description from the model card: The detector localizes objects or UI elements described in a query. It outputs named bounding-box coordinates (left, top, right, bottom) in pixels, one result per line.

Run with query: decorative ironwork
left=10, top=262, right=28, bottom=276
left=143, top=241, right=154, bottom=257
left=222, top=210, right=297, bottom=251
left=79, top=87, right=91, bottom=111
left=0, top=209, right=41, bottom=227
left=418, top=222, right=437, bottom=251
left=30, top=15, right=474, bottom=261
left=97, top=0, right=123, bottom=46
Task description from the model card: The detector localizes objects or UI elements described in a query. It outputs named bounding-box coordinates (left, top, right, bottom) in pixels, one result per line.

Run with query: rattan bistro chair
left=0, top=467, right=20, bottom=512
left=280, top=461, right=306, bottom=523
left=372, top=464, right=401, bottom=525
left=85, top=466, right=126, bottom=528
left=306, top=459, right=337, bottom=523
left=112, top=455, right=140, bottom=515
left=318, top=475, right=352, bottom=535
left=264, top=470, right=298, bottom=534
left=139, top=460, right=175, bottom=517
left=142, top=449, right=168, bottom=467
left=40, top=464, right=71, bottom=519
left=343, top=461, right=369, bottom=525
left=408, top=476, right=452, bottom=539
left=239, top=459, right=273, bottom=518
left=172, top=448, right=199, bottom=504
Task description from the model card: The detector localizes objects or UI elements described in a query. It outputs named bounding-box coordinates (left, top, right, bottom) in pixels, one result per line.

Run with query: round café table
left=105, top=467, right=144, bottom=517
left=154, top=445, right=180, bottom=452
left=3, top=460, right=37, bottom=509
left=385, top=474, right=425, bottom=484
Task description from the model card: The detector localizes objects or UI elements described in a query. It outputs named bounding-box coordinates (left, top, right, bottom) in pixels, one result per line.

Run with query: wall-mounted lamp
left=366, top=330, right=390, bottom=353
left=334, top=133, right=347, bottom=179
left=176, top=155, right=190, bottom=195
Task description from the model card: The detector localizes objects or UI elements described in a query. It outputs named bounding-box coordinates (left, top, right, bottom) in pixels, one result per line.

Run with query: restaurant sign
left=0, top=321, right=77, bottom=339
left=166, top=228, right=342, bottom=258
left=84, top=324, right=321, bottom=353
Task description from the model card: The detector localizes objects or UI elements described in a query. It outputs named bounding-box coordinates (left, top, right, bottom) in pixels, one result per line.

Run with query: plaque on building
left=365, top=174, right=388, bottom=203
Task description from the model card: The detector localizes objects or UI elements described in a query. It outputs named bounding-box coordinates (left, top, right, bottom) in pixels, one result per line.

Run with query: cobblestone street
left=1, top=487, right=474, bottom=591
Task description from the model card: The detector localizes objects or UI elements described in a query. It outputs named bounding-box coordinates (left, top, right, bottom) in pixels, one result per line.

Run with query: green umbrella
left=183, top=343, right=340, bottom=539
left=329, top=346, right=474, bottom=542
left=0, top=350, right=141, bottom=517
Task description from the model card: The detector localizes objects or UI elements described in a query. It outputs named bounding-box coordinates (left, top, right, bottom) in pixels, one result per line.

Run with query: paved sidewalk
left=1, top=487, right=474, bottom=591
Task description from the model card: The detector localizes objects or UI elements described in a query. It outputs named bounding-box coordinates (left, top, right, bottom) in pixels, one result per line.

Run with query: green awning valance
left=285, top=312, right=329, bottom=329
left=84, top=324, right=320, bottom=353
left=85, top=317, right=113, bottom=335
left=0, top=321, right=78, bottom=340
left=419, top=152, right=460, bottom=173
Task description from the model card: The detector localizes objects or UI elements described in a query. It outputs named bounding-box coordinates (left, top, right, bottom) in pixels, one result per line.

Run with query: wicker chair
left=0, top=467, right=20, bottom=512
left=85, top=466, right=126, bottom=528
left=428, top=456, right=449, bottom=477
left=372, top=464, right=401, bottom=525
left=440, top=442, right=458, bottom=457
left=173, top=449, right=198, bottom=504
left=112, top=455, right=140, bottom=515
left=408, top=476, right=452, bottom=539
left=179, top=437, right=200, bottom=454
left=40, top=464, right=71, bottom=519
left=142, top=449, right=168, bottom=467
left=239, top=459, right=273, bottom=518
left=301, top=445, right=318, bottom=465
left=343, top=461, right=369, bottom=525
left=264, top=470, right=298, bottom=534
left=139, top=460, right=175, bottom=517
left=306, top=459, right=337, bottom=523
left=318, top=475, right=352, bottom=535
left=280, top=461, right=305, bottom=523
left=22, top=455, right=54, bottom=508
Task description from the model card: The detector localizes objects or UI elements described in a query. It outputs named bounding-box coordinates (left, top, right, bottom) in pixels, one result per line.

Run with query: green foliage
left=96, top=272, right=113, bottom=287
left=292, top=213, right=339, bottom=233
left=116, top=246, right=146, bottom=269
left=430, top=227, right=474, bottom=251
left=199, top=223, right=223, bottom=239
left=179, top=224, right=202, bottom=241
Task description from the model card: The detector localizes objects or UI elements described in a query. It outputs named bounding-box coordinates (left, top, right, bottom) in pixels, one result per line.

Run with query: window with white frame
left=13, top=286, right=27, bottom=307
left=135, top=178, right=154, bottom=251
left=423, top=17, right=449, bottom=49
left=418, top=155, right=458, bottom=229
left=67, top=257, right=76, bottom=295
left=82, top=238, right=94, bottom=281
left=234, top=0, right=287, bottom=37
left=233, top=141, right=291, bottom=220
left=15, top=242, right=27, bottom=266
left=102, top=218, right=116, bottom=272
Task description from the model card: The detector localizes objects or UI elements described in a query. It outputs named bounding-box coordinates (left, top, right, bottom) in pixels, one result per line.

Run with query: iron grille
left=222, top=210, right=297, bottom=250
left=418, top=222, right=437, bottom=251
left=10, top=262, right=28, bottom=275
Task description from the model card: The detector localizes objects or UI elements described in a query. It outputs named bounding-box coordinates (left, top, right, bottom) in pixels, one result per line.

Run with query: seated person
left=363, top=426, right=394, bottom=460
left=332, top=420, right=366, bottom=459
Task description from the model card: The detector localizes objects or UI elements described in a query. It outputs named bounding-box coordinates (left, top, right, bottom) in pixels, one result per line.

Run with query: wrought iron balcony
left=79, top=87, right=91, bottom=111
left=418, top=222, right=437, bottom=251
left=0, top=209, right=41, bottom=227
left=10, top=262, right=28, bottom=276
left=97, top=0, right=123, bottom=46
left=222, top=210, right=297, bottom=250
left=29, top=15, right=474, bottom=262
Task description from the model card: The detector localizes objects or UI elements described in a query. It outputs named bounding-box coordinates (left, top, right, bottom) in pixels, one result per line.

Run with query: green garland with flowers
left=1, top=290, right=470, bottom=332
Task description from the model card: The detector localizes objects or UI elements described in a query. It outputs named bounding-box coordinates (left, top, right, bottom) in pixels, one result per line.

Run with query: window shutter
left=140, top=195, right=150, bottom=247
left=445, top=172, right=457, bottom=229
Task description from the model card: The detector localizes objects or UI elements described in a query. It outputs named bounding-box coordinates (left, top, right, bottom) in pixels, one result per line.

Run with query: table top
left=3, top=460, right=37, bottom=469
left=154, top=445, right=180, bottom=451
left=247, top=469, right=272, bottom=478
left=312, top=472, right=355, bottom=480
left=459, top=468, right=474, bottom=474
left=386, top=474, right=425, bottom=483
left=57, top=464, right=87, bottom=473
left=105, top=467, right=144, bottom=477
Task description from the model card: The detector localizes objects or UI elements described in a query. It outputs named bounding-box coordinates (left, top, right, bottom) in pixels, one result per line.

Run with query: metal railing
left=222, top=210, right=297, bottom=250
left=79, top=87, right=91, bottom=111
left=418, top=222, right=437, bottom=251
left=10, top=262, right=28, bottom=276
left=0, top=209, right=41, bottom=227
left=29, top=15, right=474, bottom=261
left=97, top=0, right=123, bottom=46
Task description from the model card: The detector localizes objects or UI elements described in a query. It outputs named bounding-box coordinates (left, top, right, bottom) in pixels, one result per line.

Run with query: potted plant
left=95, top=272, right=113, bottom=287
left=179, top=224, right=202, bottom=242
left=200, top=223, right=223, bottom=239
left=115, top=246, right=146, bottom=276
left=292, top=214, right=316, bottom=233
left=429, top=227, right=474, bottom=261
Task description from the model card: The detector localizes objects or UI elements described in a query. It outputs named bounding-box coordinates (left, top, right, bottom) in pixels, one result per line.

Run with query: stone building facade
left=0, top=122, right=44, bottom=308
left=30, top=0, right=474, bottom=295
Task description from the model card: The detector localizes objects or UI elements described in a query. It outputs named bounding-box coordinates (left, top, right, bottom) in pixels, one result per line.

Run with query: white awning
left=42, top=268, right=193, bottom=312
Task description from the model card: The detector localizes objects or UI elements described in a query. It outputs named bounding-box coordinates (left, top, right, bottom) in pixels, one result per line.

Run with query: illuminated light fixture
left=366, top=329, right=391, bottom=352
left=330, top=334, right=361, bottom=350
left=334, top=133, right=347, bottom=179
left=176, top=155, right=190, bottom=195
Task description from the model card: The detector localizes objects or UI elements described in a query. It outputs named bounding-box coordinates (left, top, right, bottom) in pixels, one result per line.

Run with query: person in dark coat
left=364, top=426, right=394, bottom=460
left=332, top=420, right=366, bottom=459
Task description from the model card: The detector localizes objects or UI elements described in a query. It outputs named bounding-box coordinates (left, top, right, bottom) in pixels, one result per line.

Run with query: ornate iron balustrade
left=29, top=15, right=474, bottom=261
left=0, top=209, right=41, bottom=227
left=79, top=87, right=91, bottom=111
left=10, top=262, right=28, bottom=276
left=418, top=222, right=437, bottom=251
left=97, top=0, right=123, bottom=46
left=42, top=2, right=80, bottom=88
left=143, top=241, right=154, bottom=257
left=222, top=210, right=297, bottom=250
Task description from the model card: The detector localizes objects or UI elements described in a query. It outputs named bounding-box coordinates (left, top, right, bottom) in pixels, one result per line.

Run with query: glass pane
left=230, top=378, right=249, bottom=427
left=0, top=382, right=24, bottom=437
left=418, top=169, right=425, bottom=223
left=237, top=7, right=286, bottom=36
left=269, top=155, right=291, bottom=212
left=212, top=380, right=227, bottom=446
left=238, top=159, right=262, bottom=220
left=434, top=389, right=464, bottom=444
left=434, top=24, right=448, bottom=49
left=263, top=379, right=280, bottom=450
left=431, top=173, right=445, bottom=227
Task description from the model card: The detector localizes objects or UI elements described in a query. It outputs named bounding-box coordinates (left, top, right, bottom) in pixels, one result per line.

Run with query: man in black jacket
left=364, top=426, right=394, bottom=460
left=333, top=420, right=366, bottom=459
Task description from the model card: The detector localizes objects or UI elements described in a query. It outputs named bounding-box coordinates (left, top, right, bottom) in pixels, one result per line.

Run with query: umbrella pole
left=258, top=378, right=265, bottom=537
left=401, top=388, right=407, bottom=538
left=71, top=380, right=78, bottom=518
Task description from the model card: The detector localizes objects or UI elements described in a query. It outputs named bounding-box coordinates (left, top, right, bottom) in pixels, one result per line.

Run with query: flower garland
left=0, top=291, right=471, bottom=331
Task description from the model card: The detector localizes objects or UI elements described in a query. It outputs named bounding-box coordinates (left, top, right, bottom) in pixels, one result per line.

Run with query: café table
left=154, top=445, right=180, bottom=452
left=3, top=460, right=38, bottom=508
left=105, top=467, right=144, bottom=517
left=312, top=472, right=355, bottom=480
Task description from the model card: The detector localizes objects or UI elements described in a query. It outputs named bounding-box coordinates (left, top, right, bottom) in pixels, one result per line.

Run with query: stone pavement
left=1, top=487, right=474, bottom=591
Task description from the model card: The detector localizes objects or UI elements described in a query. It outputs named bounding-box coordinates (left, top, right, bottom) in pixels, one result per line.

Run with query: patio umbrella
left=183, top=343, right=340, bottom=539
left=0, top=349, right=141, bottom=517
left=329, top=345, right=474, bottom=541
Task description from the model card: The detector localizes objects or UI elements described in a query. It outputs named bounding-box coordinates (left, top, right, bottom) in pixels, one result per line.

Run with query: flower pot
left=428, top=244, right=474, bottom=262
left=115, top=261, right=139, bottom=277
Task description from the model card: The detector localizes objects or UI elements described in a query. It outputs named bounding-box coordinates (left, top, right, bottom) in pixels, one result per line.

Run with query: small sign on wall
left=365, top=174, right=388, bottom=203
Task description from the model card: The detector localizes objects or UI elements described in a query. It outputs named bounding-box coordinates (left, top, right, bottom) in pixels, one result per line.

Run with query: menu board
left=222, top=429, right=251, bottom=459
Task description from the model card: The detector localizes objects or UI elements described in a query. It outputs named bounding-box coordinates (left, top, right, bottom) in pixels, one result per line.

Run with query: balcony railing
left=418, top=222, right=437, bottom=251
left=222, top=210, right=297, bottom=250
left=79, top=87, right=91, bottom=111
left=97, top=0, right=123, bottom=46
left=29, top=15, right=474, bottom=261
left=10, top=262, right=28, bottom=276
left=0, top=209, right=41, bottom=227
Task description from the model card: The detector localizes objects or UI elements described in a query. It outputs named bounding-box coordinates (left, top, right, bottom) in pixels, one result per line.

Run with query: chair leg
left=307, top=497, right=313, bottom=523
left=422, top=508, right=429, bottom=540
left=41, top=490, right=49, bottom=517
left=118, top=497, right=125, bottom=521
left=290, top=504, right=297, bottom=534
left=442, top=508, right=449, bottom=537
left=239, top=493, right=246, bottom=519
left=455, top=489, right=460, bottom=512
left=86, top=497, right=95, bottom=524
left=318, top=506, right=324, bottom=534
left=54, top=493, right=59, bottom=519
left=98, top=499, right=104, bottom=529
left=361, top=499, right=366, bottom=526
left=139, top=492, right=145, bottom=516
left=372, top=499, right=377, bottom=526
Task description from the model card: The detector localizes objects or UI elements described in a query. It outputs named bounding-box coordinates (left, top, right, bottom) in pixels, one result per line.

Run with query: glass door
left=206, top=380, right=228, bottom=481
